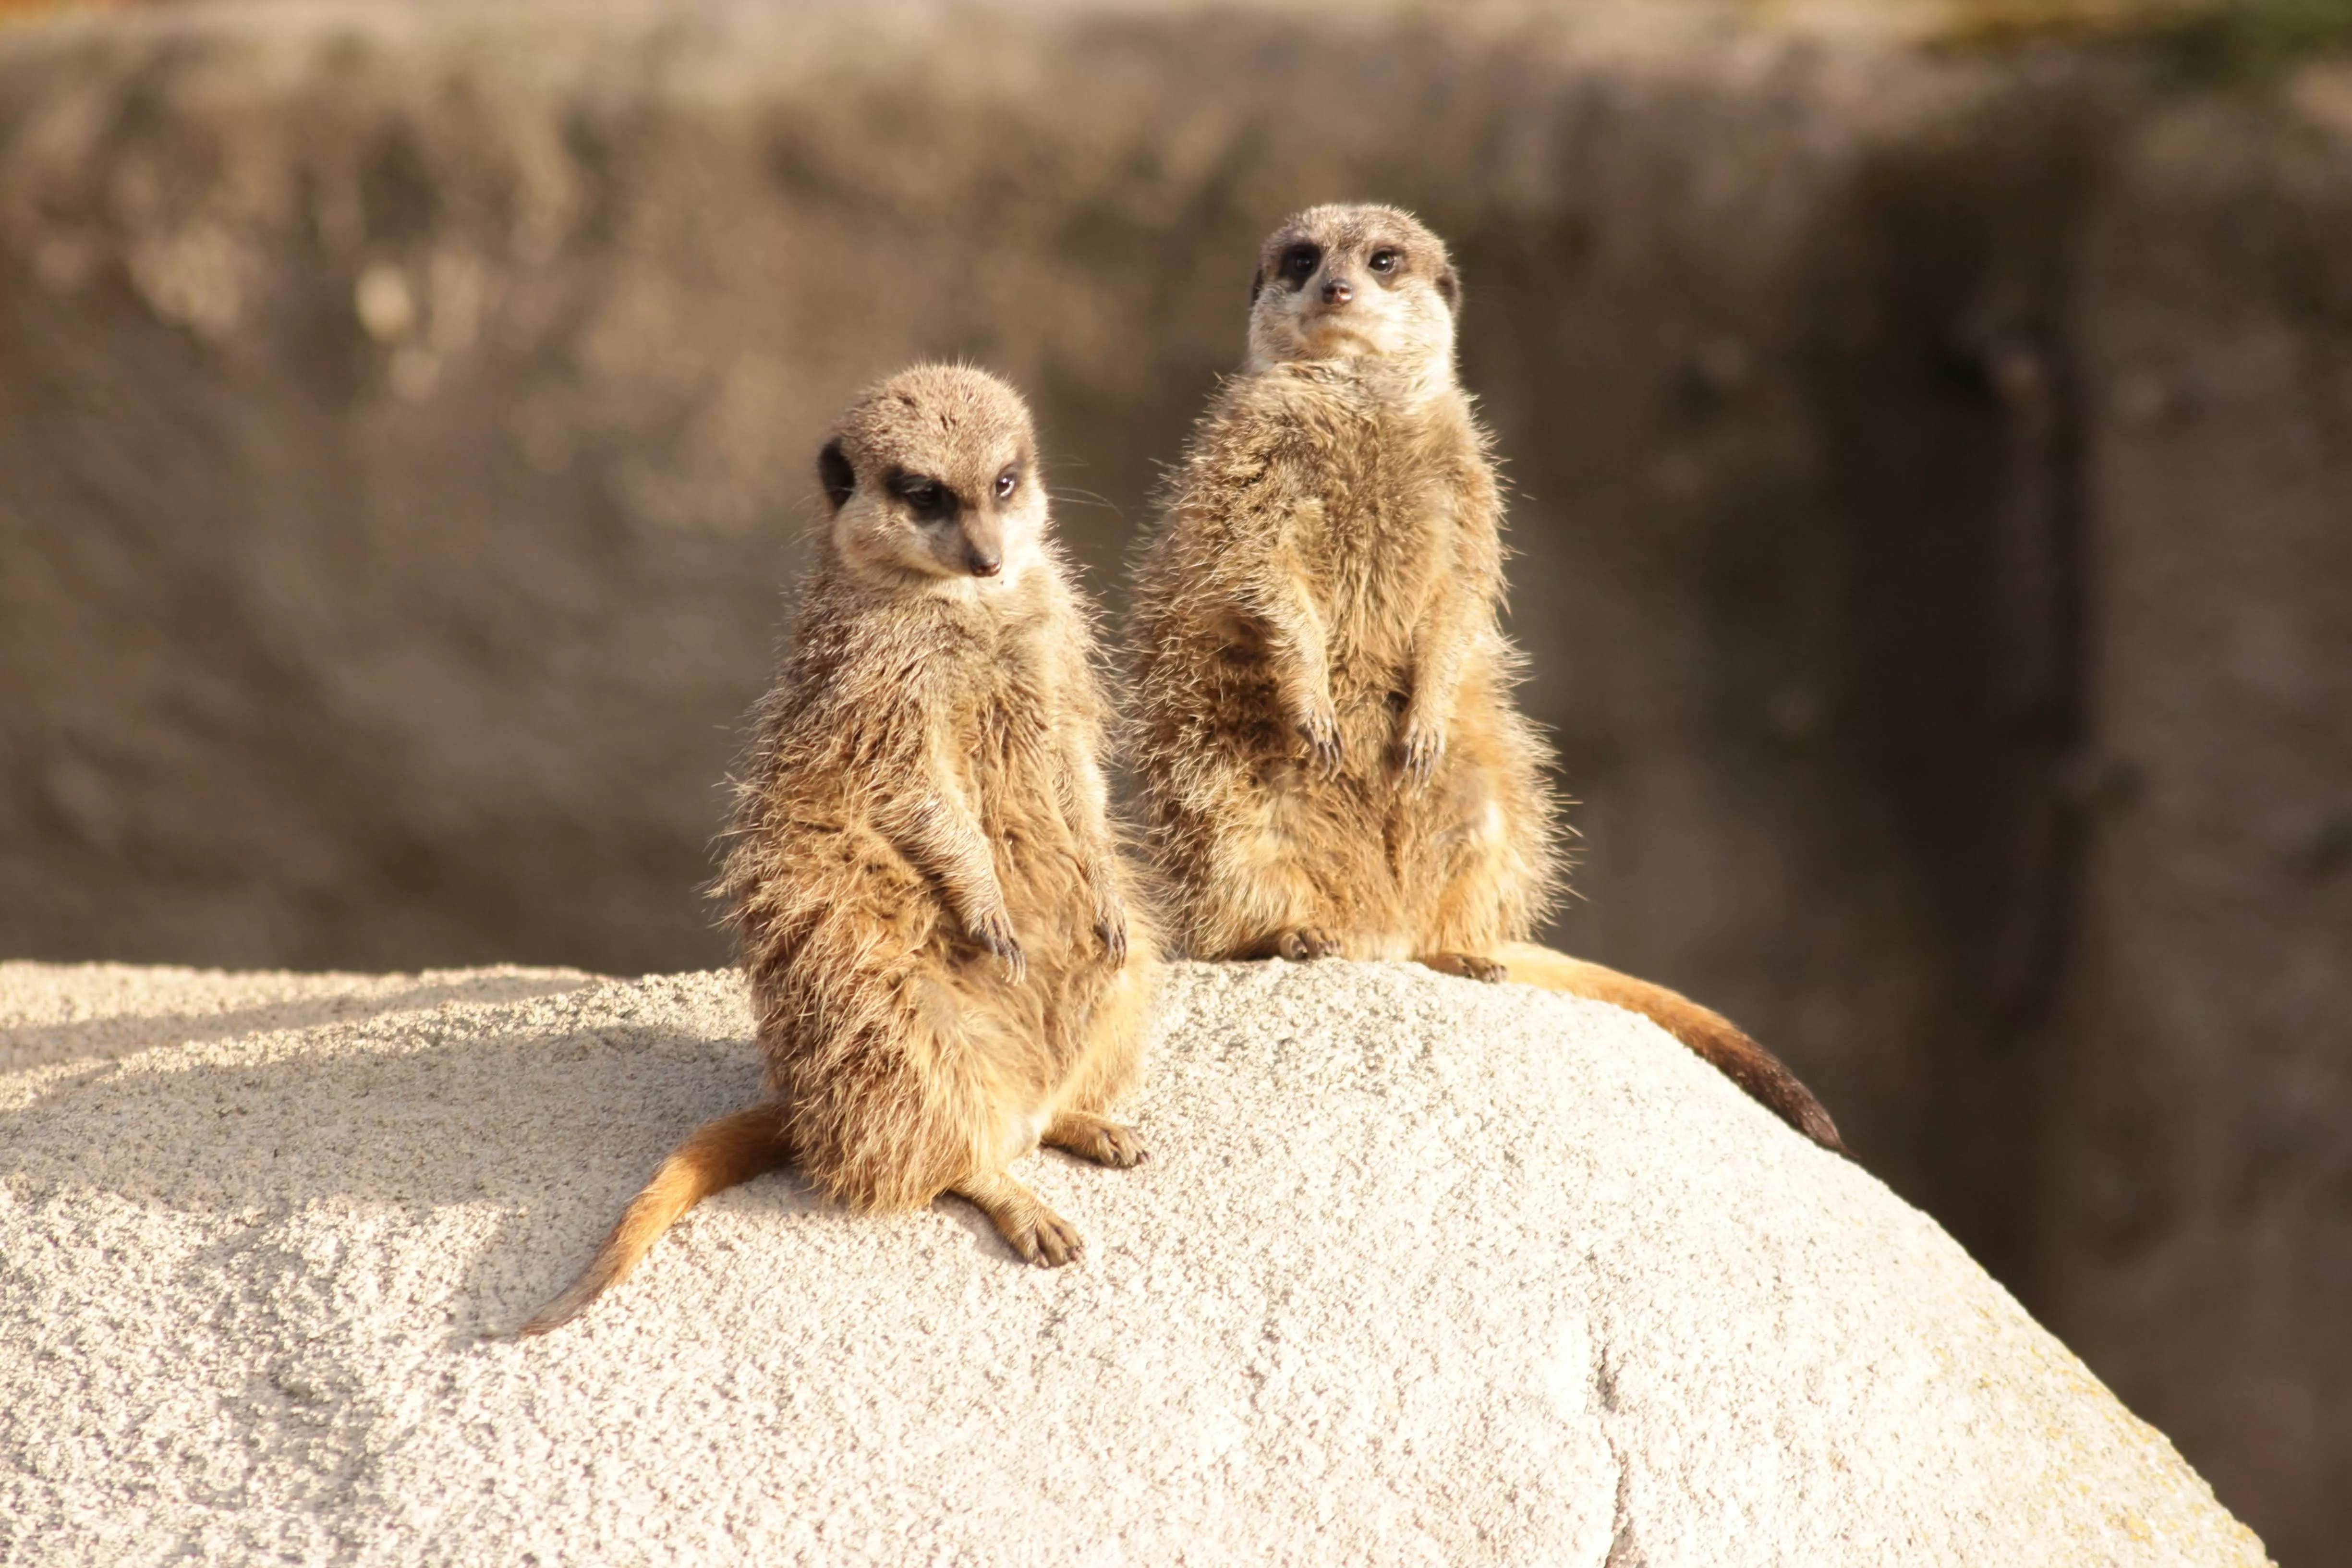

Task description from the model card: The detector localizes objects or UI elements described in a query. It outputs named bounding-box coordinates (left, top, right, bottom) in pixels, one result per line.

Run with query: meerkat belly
left=1318, top=551, right=1422, bottom=776
left=995, top=839, right=1097, bottom=966
left=1330, top=654, right=1414, bottom=747
left=980, top=761, right=1100, bottom=971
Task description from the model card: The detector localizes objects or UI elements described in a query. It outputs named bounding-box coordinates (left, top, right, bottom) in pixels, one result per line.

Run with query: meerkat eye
left=1369, top=248, right=1402, bottom=274
left=994, top=467, right=1019, bottom=500
left=890, top=473, right=954, bottom=522
left=1281, top=243, right=1321, bottom=283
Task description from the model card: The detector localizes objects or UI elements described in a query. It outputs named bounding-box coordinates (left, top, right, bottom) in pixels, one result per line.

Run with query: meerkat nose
left=1321, top=279, right=1353, bottom=306
left=969, top=548, right=1003, bottom=578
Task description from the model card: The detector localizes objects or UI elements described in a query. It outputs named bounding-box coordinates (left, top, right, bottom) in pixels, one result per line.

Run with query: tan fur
left=1128, top=204, right=1842, bottom=1153
left=519, top=366, right=1157, bottom=1335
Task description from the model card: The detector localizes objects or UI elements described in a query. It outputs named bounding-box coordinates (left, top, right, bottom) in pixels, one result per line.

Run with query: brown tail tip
left=1492, top=942, right=1848, bottom=1156
left=514, top=1275, right=611, bottom=1339
left=513, top=1103, right=791, bottom=1337
left=1710, top=1042, right=1846, bottom=1155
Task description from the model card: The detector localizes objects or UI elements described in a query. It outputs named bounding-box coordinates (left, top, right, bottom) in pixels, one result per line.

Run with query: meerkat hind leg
left=1043, top=1110, right=1149, bottom=1167
left=951, top=1167, right=1086, bottom=1266
left=1273, top=926, right=1343, bottom=961
left=1418, top=951, right=1508, bottom=983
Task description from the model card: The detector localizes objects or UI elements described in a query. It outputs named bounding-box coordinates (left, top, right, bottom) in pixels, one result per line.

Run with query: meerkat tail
left=515, top=1104, right=792, bottom=1336
left=1492, top=942, right=1846, bottom=1155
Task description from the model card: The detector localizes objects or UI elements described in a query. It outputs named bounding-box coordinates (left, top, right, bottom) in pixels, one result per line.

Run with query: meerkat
left=519, top=365, right=1157, bottom=1334
left=1127, top=203, right=1842, bottom=1153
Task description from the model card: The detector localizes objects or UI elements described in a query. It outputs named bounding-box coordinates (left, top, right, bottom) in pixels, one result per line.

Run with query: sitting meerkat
left=520, top=365, right=1157, bottom=1334
left=1127, top=203, right=1842, bottom=1152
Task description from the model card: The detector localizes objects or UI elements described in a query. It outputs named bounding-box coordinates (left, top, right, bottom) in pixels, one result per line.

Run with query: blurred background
left=0, top=0, right=2345, bottom=1556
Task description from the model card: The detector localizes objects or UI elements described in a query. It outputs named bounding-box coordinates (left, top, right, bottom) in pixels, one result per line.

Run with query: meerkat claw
left=972, top=912, right=1027, bottom=982
left=1399, top=722, right=1445, bottom=787
left=1095, top=911, right=1129, bottom=965
left=1298, top=707, right=1345, bottom=777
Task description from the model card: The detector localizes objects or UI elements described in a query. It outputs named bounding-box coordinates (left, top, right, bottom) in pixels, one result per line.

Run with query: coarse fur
left=520, top=366, right=1157, bottom=1335
left=1128, top=203, right=1843, bottom=1152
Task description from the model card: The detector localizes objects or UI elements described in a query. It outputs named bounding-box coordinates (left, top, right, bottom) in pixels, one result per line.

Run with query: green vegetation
left=1941, top=0, right=2352, bottom=78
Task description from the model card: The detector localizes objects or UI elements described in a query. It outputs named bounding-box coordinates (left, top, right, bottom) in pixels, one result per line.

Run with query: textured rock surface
left=0, top=959, right=2267, bottom=1566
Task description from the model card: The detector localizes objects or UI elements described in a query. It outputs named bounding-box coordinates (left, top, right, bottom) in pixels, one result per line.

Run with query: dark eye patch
left=1280, top=243, right=1321, bottom=286
left=888, top=470, right=958, bottom=523
left=1368, top=247, right=1402, bottom=275
left=994, top=466, right=1019, bottom=501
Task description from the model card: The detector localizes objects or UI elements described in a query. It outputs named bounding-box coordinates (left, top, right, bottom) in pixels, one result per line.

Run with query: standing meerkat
left=520, top=365, right=1156, bottom=1334
left=1128, top=203, right=1842, bottom=1152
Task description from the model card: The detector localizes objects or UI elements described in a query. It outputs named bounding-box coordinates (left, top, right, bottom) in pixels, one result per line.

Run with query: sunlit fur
left=1132, top=204, right=1555, bottom=972
left=1128, top=206, right=1843, bottom=1153
left=519, top=366, right=1158, bottom=1333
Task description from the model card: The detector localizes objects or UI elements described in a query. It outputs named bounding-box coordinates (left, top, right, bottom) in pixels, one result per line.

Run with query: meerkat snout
left=961, top=511, right=1004, bottom=578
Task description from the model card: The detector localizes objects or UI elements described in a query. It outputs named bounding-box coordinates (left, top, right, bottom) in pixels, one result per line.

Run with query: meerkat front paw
left=1276, top=926, right=1344, bottom=961
left=1296, top=701, right=1345, bottom=778
left=1089, top=880, right=1130, bottom=965
left=970, top=909, right=1028, bottom=982
left=1397, top=715, right=1446, bottom=787
left=1419, top=950, right=1506, bottom=983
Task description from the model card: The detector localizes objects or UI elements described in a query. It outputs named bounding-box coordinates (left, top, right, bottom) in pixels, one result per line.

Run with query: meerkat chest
left=1296, top=420, right=1463, bottom=648
left=942, top=647, right=1078, bottom=833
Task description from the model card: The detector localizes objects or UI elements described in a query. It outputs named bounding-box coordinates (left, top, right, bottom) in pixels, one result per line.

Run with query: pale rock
left=0, top=960, right=2267, bottom=1566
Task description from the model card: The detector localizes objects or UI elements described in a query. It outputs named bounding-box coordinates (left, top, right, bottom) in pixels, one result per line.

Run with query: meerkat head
left=816, top=364, right=1047, bottom=594
left=1245, top=204, right=1462, bottom=389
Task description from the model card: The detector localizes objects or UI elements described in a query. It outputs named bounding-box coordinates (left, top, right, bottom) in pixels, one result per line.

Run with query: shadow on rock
left=0, top=974, right=595, bottom=1073
left=0, top=1014, right=827, bottom=1338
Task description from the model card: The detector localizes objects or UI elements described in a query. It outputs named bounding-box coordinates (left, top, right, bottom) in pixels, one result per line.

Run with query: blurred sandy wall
left=0, top=1, right=2346, bottom=1557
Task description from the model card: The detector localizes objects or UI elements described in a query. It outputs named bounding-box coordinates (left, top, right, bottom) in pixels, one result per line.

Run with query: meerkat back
left=1127, top=206, right=1843, bottom=1154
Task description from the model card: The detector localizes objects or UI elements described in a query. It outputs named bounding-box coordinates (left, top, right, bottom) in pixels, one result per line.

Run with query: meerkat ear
left=817, top=439, right=855, bottom=511
left=1435, top=265, right=1462, bottom=313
